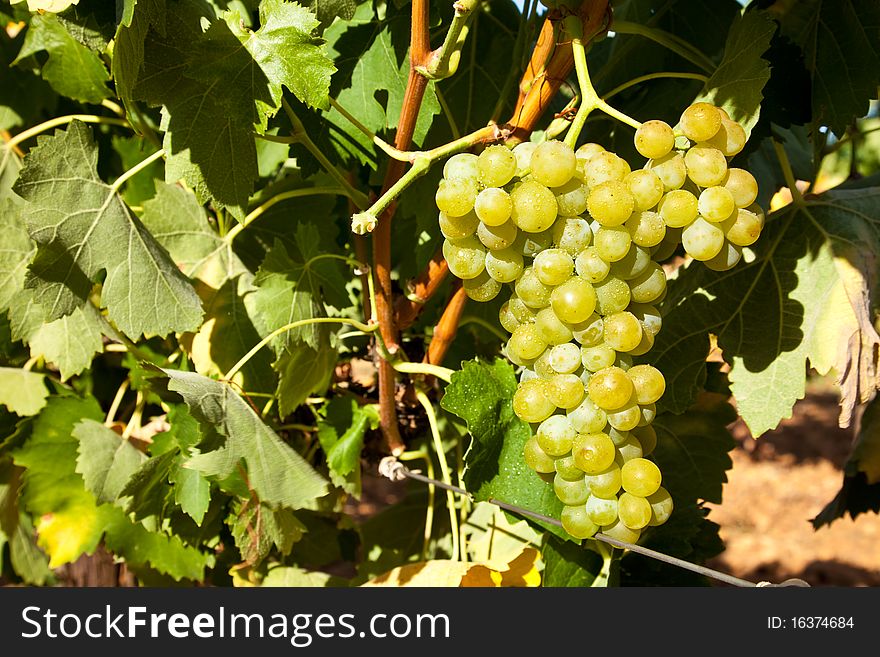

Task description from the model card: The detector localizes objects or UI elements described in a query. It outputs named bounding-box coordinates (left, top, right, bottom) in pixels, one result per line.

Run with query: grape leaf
left=461, top=502, right=542, bottom=572
left=441, top=358, right=566, bottom=539
left=0, top=199, right=34, bottom=311
left=112, top=0, right=166, bottom=113
left=654, top=184, right=880, bottom=435
left=0, top=31, right=56, bottom=132
left=0, top=368, right=49, bottom=416
left=317, top=395, right=378, bottom=496
left=169, top=464, right=211, bottom=526
left=73, top=419, right=147, bottom=506
left=164, top=369, right=330, bottom=509
left=696, top=10, right=776, bottom=135
left=228, top=500, right=305, bottom=565
left=12, top=121, right=203, bottom=339
left=256, top=564, right=346, bottom=587
left=540, top=535, right=605, bottom=587
left=13, top=12, right=110, bottom=103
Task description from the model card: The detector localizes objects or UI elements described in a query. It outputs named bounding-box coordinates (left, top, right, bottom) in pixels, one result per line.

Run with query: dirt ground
left=706, top=385, right=880, bottom=587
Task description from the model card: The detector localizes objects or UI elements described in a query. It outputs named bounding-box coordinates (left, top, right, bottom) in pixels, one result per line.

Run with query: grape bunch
left=435, top=102, right=762, bottom=542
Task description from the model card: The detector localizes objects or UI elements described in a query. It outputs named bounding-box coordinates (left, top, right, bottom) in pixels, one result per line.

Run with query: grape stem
left=772, top=139, right=805, bottom=207
left=602, top=71, right=708, bottom=101
left=399, top=448, right=436, bottom=560
left=393, top=361, right=455, bottom=383
left=418, top=0, right=481, bottom=80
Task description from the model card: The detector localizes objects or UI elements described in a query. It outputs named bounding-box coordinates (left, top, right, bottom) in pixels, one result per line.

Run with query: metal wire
left=378, top=457, right=810, bottom=588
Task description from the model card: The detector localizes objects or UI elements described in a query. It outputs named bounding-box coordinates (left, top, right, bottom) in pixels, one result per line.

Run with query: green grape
left=523, top=435, right=556, bottom=473
left=607, top=426, right=629, bottom=446
left=627, top=329, right=655, bottom=357
left=586, top=463, right=622, bottom=498
left=647, top=486, right=674, bottom=526
left=581, top=344, right=616, bottom=372
left=628, top=263, right=666, bottom=304
left=594, top=276, right=632, bottom=315
left=621, top=458, right=662, bottom=497
left=587, top=366, right=633, bottom=410
left=478, top=145, right=517, bottom=187
left=443, top=153, right=479, bottom=180
left=618, top=492, right=653, bottom=530
left=509, top=296, right=537, bottom=323
left=722, top=168, right=759, bottom=208
left=684, top=145, right=727, bottom=187
left=632, top=425, right=657, bottom=456
left=535, top=307, right=574, bottom=345
left=514, top=227, right=555, bottom=258
left=474, top=187, right=513, bottom=226
left=585, top=494, right=619, bottom=526
left=508, top=323, right=548, bottom=362
left=629, top=303, right=662, bottom=336
left=704, top=117, right=747, bottom=157
left=554, top=473, right=590, bottom=505
left=567, top=397, right=607, bottom=435
left=575, top=246, right=611, bottom=283
left=648, top=152, right=687, bottom=192
left=550, top=277, right=597, bottom=324
left=443, top=236, right=486, bottom=279
left=549, top=342, right=582, bottom=374
left=593, top=225, right=632, bottom=262
left=638, top=403, right=656, bottom=427
left=536, top=415, right=576, bottom=456
left=625, top=210, right=666, bottom=248
left=436, top=176, right=478, bottom=216
left=510, top=180, right=558, bottom=232
left=553, top=179, right=590, bottom=216
left=530, top=140, right=577, bottom=187
left=679, top=102, right=722, bottom=142
left=575, top=142, right=605, bottom=161
left=570, top=312, right=604, bottom=347
left=555, top=454, right=584, bottom=481
left=682, top=217, right=725, bottom=261
left=617, top=432, right=644, bottom=462
left=515, top=268, right=553, bottom=308
left=513, top=379, right=556, bottom=423
left=634, top=120, right=675, bottom=159
left=698, top=186, right=736, bottom=223
left=650, top=227, right=681, bottom=262
left=547, top=373, right=586, bottom=410
left=626, top=364, right=665, bottom=404
left=704, top=240, right=743, bottom=271
left=625, top=170, right=665, bottom=212
left=552, top=217, right=593, bottom=255
left=513, top=141, right=538, bottom=177
left=498, top=301, right=521, bottom=334
left=533, top=349, right=555, bottom=379
left=600, top=517, right=641, bottom=543
left=573, top=431, right=616, bottom=474
left=583, top=151, right=631, bottom=187
left=658, top=189, right=698, bottom=228
left=477, top=220, right=518, bottom=250
left=602, top=311, right=643, bottom=353
left=607, top=400, right=641, bottom=432
left=587, top=181, right=636, bottom=227
left=534, top=248, right=575, bottom=286
left=463, top=271, right=502, bottom=302
left=610, top=244, right=652, bottom=281
left=439, top=210, right=479, bottom=240
left=561, top=504, right=599, bottom=539
left=485, top=247, right=524, bottom=283
left=721, top=206, right=763, bottom=247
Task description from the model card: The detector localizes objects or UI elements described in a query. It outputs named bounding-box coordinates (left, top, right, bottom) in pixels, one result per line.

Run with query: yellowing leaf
left=462, top=502, right=542, bottom=571
left=35, top=502, right=106, bottom=568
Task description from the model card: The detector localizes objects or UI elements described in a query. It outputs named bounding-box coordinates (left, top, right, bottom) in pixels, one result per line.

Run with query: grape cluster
left=435, top=102, right=762, bottom=542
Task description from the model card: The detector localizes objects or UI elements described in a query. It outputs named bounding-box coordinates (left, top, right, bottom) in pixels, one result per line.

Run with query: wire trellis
left=378, top=457, right=810, bottom=588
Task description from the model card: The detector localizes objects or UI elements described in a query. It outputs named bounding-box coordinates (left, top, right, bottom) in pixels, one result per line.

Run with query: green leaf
left=164, top=369, right=330, bottom=509
left=169, top=463, right=211, bottom=526
left=14, top=12, right=110, bottom=103
left=540, top=535, right=604, bottom=588
left=258, top=564, right=346, bottom=587
left=12, top=121, right=203, bottom=339
left=120, top=449, right=177, bottom=520
left=441, top=358, right=565, bottom=539
left=73, top=419, right=147, bottom=506
left=0, top=368, right=49, bottom=416
left=112, top=0, right=166, bottom=113
left=273, top=340, right=337, bottom=418
left=317, top=395, right=378, bottom=496
left=0, top=31, right=56, bottom=132
left=655, top=185, right=880, bottom=435
left=0, top=198, right=33, bottom=311
left=461, top=502, right=542, bottom=572
left=697, top=10, right=776, bottom=135
left=228, top=500, right=306, bottom=565
left=10, top=513, right=53, bottom=585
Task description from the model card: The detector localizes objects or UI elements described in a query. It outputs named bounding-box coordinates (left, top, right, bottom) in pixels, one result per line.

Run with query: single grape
left=575, top=246, right=611, bottom=283
left=721, top=206, right=764, bottom=247
left=573, top=431, right=617, bottom=474
left=617, top=432, right=644, bottom=462
left=587, top=181, right=636, bottom=227
left=536, top=414, right=577, bottom=456
left=647, top=486, right=674, bottom=526
left=530, top=140, right=577, bottom=187
left=508, top=296, right=537, bottom=323
left=553, top=179, right=590, bottom=216
left=722, top=168, right=759, bottom=208
left=626, top=210, right=666, bottom=248
left=679, top=102, right=722, bottom=142
left=626, top=364, right=665, bottom=404
left=474, top=187, right=513, bottom=226
left=684, top=145, right=727, bottom=187
left=658, top=189, right=698, bottom=228
left=477, top=219, right=518, bottom=250
left=602, top=311, right=643, bottom=353
left=513, top=141, right=538, bottom=177
left=533, top=350, right=555, bottom=379
left=626, top=169, right=665, bottom=212
left=534, top=307, right=573, bottom=345
left=585, top=495, right=619, bottom=526
left=583, top=151, right=631, bottom=187
left=648, top=152, right=687, bottom=191
left=549, top=342, right=582, bottom=374
left=534, top=248, right=575, bottom=286
left=478, top=145, right=517, bottom=187
left=594, top=275, right=632, bottom=314
left=548, top=373, right=587, bottom=410
left=439, top=210, right=479, bottom=240
left=631, top=425, right=657, bottom=456
left=634, top=120, right=675, bottom=159
left=581, top=344, right=617, bottom=372
left=554, top=473, right=590, bottom=505
left=704, top=240, right=743, bottom=271
left=550, top=276, right=597, bottom=324
left=628, top=329, right=655, bottom=357
left=436, top=176, right=478, bottom=216
left=443, top=236, right=486, bottom=279
left=512, top=379, right=556, bottom=423
left=555, top=454, right=584, bottom=481
left=443, top=153, right=479, bottom=180
left=618, top=492, right=653, bottom=530
left=485, top=247, right=524, bottom=283
left=593, top=225, right=633, bottom=262
left=463, top=271, right=502, bottom=302
left=704, top=117, right=747, bottom=157
left=498, top=301, right=521, bottom=334
left=607, top=400, right=642, bottom=432
left=698, top=186, right=736, bottom=223
left=570, top=312, right=604, bottom=347
left=567, top=396, right=608, bottom=434
left=600, top=517, right=641, bottom=543
left=523, top=435, right=556, bottom=473
left=510, top=180, right=558, bottom=232
left=621, top=457, right=662, bottom=497
left=508, top=323, right=548, bottom=362
left=628, top=263, right=666, bottom=304
left=561, top=504, right=599, bottom=539
left=575, top=142, right=606, bottom=161
left=587, top=366, right=633, bottom=410
left=609, top=244, right=652, bottom=281
left=515, top=268, right=553, bottom=308
left=586, top=463, right=622, bottom=498
left=682, top=217, right=725, bottom=261
left=552, top=217, right=593, bottom=255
